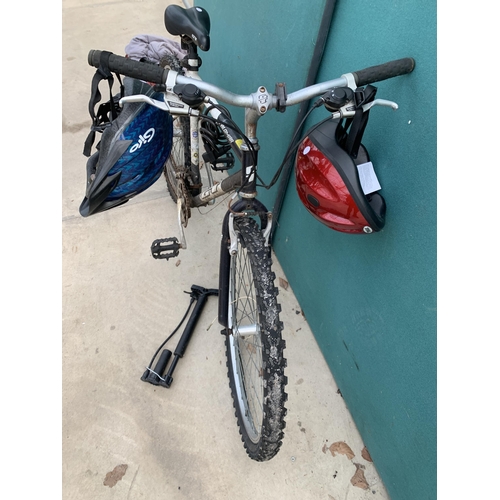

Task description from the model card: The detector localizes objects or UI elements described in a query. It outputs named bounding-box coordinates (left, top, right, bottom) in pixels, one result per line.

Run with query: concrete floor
left=62, top=1, right=390, bottom=498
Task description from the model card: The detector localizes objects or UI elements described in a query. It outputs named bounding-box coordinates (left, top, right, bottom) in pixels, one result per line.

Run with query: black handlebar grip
left=352, top=57, right=415, bottom=87
left=88, top=49, right=170, bottom=84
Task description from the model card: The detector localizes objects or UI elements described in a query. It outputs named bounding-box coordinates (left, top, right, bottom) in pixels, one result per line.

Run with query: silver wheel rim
left=228, top=236, right=264, bottom=444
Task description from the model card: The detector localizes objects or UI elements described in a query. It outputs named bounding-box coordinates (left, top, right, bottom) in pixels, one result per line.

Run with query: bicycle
left=84, top=3, right=415, bottom=461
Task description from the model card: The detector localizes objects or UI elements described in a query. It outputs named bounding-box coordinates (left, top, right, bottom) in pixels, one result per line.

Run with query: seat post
left=181, top=40, right=203, bottom=71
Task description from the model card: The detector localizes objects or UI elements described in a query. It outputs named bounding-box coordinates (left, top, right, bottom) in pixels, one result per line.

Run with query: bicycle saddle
left=164, top=5, right=211, bottom=51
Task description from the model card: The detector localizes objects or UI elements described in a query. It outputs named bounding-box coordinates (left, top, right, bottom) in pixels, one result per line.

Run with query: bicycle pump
left=141, top=285, right=218, bottom=388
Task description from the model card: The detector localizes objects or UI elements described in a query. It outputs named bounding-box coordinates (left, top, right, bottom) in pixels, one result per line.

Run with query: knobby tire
left=225, top=217, right=288, bottom=461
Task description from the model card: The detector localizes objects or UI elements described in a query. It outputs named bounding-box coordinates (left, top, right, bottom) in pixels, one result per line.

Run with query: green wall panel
left=196, top=1, right=436, bottom=499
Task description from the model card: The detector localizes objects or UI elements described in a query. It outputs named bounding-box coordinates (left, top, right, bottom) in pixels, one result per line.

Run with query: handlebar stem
left=245, top=107, right=261, bottom=143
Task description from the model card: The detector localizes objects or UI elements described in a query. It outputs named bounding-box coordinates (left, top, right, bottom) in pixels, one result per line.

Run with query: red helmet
left=295, top=118, right=386, bottom=234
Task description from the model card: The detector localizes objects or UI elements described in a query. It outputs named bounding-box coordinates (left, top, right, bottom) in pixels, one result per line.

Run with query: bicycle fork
left=218, top=198, right=272, bottom=329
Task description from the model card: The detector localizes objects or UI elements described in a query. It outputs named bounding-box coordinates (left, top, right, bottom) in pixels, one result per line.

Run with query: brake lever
left=119, top=95, right=199, bottom=116
left=331, top=98, right=399, bottom=119
left=362, top=98, right=398, bottom=111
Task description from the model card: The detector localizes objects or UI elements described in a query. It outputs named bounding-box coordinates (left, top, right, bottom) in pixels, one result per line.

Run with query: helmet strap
left=343, top=85, right=377, bottom=159
left=83, top=51, right=124, bottom=157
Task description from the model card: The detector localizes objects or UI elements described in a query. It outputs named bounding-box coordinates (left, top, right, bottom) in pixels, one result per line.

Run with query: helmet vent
left=306, top=194, right=320, bottom=208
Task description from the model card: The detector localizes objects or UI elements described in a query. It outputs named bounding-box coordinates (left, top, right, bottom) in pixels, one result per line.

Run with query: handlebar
left=351, top=57, right=415, bottom=86
left=88, top=49, right=415, bottom=109
left=88, top=50, right=168, bottom=84
left=88, top=49, right=253, bottom=107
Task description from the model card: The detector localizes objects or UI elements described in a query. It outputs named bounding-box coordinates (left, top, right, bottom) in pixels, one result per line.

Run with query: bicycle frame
left=121, top=61, right=400, bottom=256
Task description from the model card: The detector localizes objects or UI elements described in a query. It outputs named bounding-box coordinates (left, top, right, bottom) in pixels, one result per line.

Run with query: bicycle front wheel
left=225, top=217, right=287, bottom=461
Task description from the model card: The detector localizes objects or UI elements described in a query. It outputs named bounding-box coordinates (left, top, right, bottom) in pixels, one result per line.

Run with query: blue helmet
left=80, top=77, right=173, bottom=217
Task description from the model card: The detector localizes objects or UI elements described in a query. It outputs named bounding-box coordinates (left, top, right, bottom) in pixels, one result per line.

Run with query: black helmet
left=80, top=77, right=173, bottom=217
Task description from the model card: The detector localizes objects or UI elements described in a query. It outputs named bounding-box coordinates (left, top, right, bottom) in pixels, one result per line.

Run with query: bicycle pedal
left=151, top=237, right=181, bottom=260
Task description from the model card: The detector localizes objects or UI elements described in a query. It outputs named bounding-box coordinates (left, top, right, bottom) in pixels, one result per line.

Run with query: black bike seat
left=164, top=5, right=211, bottom=51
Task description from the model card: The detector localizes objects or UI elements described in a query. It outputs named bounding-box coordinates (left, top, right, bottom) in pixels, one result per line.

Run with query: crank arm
left=177, top=198, right=187, bottom=250
left=150, top=194, right=188, bottom=260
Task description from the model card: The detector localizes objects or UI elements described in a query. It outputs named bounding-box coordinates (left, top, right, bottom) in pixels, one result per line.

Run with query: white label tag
left=357, top=161, right=382, bottom=195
